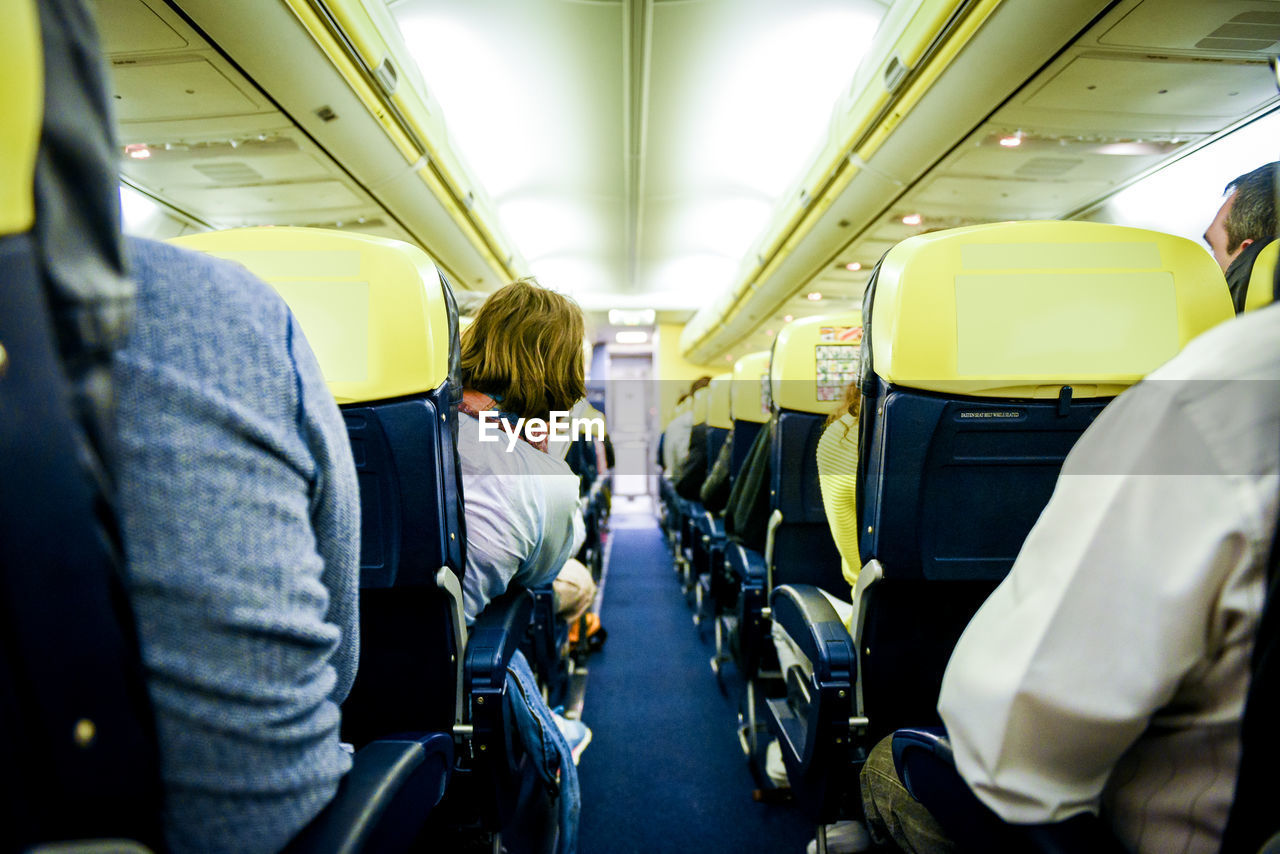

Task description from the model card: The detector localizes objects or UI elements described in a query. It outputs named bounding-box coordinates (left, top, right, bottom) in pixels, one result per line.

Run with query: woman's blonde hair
left=826, top=377, right=862, bottom=432
left=460, top=278, right=586, bottom=419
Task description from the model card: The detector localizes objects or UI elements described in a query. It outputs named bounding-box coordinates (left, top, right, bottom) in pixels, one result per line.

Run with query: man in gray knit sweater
left=113, top=236, right=361, bottom=853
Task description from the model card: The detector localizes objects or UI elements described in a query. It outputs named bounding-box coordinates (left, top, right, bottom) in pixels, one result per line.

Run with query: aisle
left=576, top=514, right=813, bottom=854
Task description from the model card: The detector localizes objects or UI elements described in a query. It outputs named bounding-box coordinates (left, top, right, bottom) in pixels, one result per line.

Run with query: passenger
left=554, top=557, right=598, bottom=625
left=456, top=278, right=588, bottom=622
left=115, top=238, right=360, bottom=854
left=662, top=376, right=710, bottom=473
left=723, top=419, right=771, bottom=552
left=1204, top=161, right=1277, bottom=313
left=814, top=378, right=864, bottom=614
left=454, top=278, right=592, bottom=850
left=673, top=417, right=710, bottom=500
left=860, top=303, right=1280, bottom=853
left=699, top=426, right=734, bottom=512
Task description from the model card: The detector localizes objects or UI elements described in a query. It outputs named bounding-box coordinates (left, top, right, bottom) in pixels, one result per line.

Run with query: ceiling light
left=998, top=132, right=1023, bottom=148
left=902, top=213, right=922, bottom=226
left=124, top=144, right=151, bottom=160
left=725, top=354, right=735, bottom=362
left=608, top=308, right=656, bottom=326
left=843, top=261, right=862, bottom=272
left=783, top=314, right=794, bottom=323
left=806, top=292, right=823, bottom=301
left=614, top=330, right=648, bottom=345
left=764, top=328, right=775, bottom=337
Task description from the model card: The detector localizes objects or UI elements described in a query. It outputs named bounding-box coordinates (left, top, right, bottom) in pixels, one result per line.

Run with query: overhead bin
left=167, top=0, right=526, bottom=290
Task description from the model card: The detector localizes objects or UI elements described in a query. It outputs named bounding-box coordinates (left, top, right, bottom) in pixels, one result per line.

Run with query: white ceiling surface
left=390, top=0, right=888, bottom=314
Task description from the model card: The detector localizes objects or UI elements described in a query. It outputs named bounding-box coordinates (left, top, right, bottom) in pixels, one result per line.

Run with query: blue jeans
left=505, top=649, right=580, bottom=854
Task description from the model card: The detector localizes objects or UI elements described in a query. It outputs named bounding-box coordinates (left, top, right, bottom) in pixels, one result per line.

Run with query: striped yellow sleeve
left=816, top=412, right=861, bottom=598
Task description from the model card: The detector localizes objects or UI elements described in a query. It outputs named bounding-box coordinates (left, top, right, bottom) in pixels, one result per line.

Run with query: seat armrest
left=466, top=588, right=535, bottom=693
left=726, top=542, right=767, bottom=584
left=769, top=585, right=854, bottom=684
left=695, top=511, right=724, bottom=540
left=285, top=733, right=453, bottom=854
left=891, top=727, right=1128, bottom=854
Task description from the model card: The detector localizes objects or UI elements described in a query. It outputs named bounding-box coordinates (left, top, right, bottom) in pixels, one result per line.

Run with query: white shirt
left=664, top=410, right=694, bottom=474
left=939, top=304, right=1280, bottom=854
left=456, top=411, right=585, bottom=621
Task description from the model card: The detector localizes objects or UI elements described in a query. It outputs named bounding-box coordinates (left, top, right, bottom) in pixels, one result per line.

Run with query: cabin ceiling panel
left=92, top=0, right=189, bottom=53
left=944, top=133, right=1190, bottom=185
left=392, top=0, right=625, bottom=299
left=392, top=0, right=886, bottom=310
left=1026, top=54, right=1275, bottom=120
left=1098, top=0, right=1280, bottom=54
left=110, top=58, right=265, bottom=122
left=173, top=180, right=366, bottom=217
left=1002, top=53, right=1278, bottom=136
left=913, top=174, right=1112, bottom=219
left=117, top=138, right=336, bottom=192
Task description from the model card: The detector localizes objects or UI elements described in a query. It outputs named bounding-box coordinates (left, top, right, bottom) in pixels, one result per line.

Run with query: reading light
left=998, top=132, right=1023, bottom=148
left=125, top=144, right=151, bottom=160
left=902, top=213, right=922, bottom=226
left=806, top=292, right=823, bottom=301
left=783, top=314, right=794, bottom=323
left=843, top=261, right=862, bottom=272
left=614, top=330, right=649, bottom=345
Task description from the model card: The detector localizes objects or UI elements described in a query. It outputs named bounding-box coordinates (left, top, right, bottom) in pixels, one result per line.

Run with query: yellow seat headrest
left=871, top=221, right=1234, bottom=398
left=771, top=312, right=863, bottom=415
left=2, top=0, right=42, bottom=236
left=170, top=227, right=451, bottom=405
left=1243, top=240, right=1278, bottom=313
left=691, top=387, right=709, bottom=425
left=707, top=373, right=733, bottom=430
left=730, top=351, right=771, bottom=424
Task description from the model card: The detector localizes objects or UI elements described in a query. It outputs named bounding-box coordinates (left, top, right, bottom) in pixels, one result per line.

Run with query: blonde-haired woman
left=457, top=278, right=592, bottom=621
left=455, top=278, right=593, bottom=853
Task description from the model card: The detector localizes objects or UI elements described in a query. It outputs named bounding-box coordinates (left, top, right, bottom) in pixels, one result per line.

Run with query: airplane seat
left=672, top=387, right=712, bottom=591
left=727, top=315, right=859, bottom=680
left=722, top=315, right=859, bottom=770
left=0, top=1, right=166, bottom=847
left=7, top=3, right=458, bottom=849
left=728, top=351, right=771, bottom=479
left=768, top=220, right=1235, bottom=828
left=1243, top=239, right=1278, bottom=313
left=710, top=351, right=772, bottom=670
left=171, top=227, right=544, bottom=845
left=889, top=727, right=1129, bottom=853
left=526, top=581, right=570, bottom=707
left=692, top=374, right=734, bottom=624
left=660, top=395, right=694, bottom=549
left=705, top=373, right=733, bottom=465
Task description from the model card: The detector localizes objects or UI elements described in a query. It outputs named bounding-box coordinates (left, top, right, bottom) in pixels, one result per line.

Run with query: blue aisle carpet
left=576, top=518, right=814, bottom=854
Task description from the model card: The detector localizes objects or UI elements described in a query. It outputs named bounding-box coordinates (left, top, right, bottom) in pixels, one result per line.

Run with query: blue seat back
left=861, top=385, right=1104, bottom=581
left=706, top=426, right=729, bottom=466
left=769, top=411, right=842, bottom=592
left=729, top=420, right=763, bottom=479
